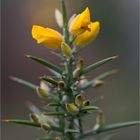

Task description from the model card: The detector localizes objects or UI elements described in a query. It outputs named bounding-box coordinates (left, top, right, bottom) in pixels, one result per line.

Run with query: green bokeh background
left=1, top=0, right=139, bottom=140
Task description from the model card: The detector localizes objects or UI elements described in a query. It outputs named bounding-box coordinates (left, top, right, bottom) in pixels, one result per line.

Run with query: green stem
left=67, top=118, right=75, bottom=140
left=78, top=117, right=83, bottom=133
left=61, top=0, right=69, bottom=43
left=65, top=59, right=73, bottom=88
left=64, top=59, right=75, bottom=103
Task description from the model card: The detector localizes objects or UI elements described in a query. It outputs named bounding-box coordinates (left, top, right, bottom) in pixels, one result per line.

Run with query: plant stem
left=78, top=117, right=83, bottom=133
left=67, top=117, right=75, bottom=140
left=61, top=0, right=69, bottom=43
left=65, top=59, right=73, bottom=88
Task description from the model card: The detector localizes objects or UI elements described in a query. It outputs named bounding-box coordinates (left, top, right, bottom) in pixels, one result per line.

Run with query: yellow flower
left=73, top=21, right=100, bottom=48
left=32, top=25, right=63, bottom=49
left=69, top=7, right=91, bottom=36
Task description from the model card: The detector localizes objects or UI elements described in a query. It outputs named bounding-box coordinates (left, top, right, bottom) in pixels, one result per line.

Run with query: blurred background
left=1, top=0, right=139, bottom=140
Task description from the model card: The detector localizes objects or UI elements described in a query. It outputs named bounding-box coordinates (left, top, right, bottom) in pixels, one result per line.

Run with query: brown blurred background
left=1, top=0, right=139, bottom=140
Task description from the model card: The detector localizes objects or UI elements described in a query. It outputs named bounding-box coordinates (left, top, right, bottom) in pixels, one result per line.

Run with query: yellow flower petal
left=80, top=7, right=91, bottom=29
left=73, top=21, right=100, bottom=48
left=69, top=7, right=91, bottom=36
left=32, top=25, right=63, bottom=49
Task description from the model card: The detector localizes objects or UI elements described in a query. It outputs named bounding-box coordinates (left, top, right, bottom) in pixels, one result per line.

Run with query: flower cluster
left=4, top=1, right=139, bottom=140
left=28, top=7, right=106, bottom=140
left=32, top=7, right=100, bottom=49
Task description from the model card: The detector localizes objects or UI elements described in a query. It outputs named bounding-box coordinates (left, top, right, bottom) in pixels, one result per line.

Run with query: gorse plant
left=4, top=1, right=139, bottom=140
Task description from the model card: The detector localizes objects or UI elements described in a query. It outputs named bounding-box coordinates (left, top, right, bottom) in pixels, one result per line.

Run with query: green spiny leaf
left=26, top=55, right=63, bottom=74
left=44, top=112, right=65, bottom=116
left=98, top=121, right=140, bottom=133
left=9, top=76, right=37, bottom=91
left=81, top=69, right=118, bottom=90
left=78, top=121, right=140, bottom=139
left=40, top=76, right=58, bottom=86
left=65, top=129, right=80, bottom=133
left=95, top=69, right=118, bottom=81
left=3, top=119, right=40, bottom=127
left=47, top=102, right=61, bottom=107
left=3, top=119, right=61, bottom=132
left=81, top=56, right=118, bottom=75
left=81, top=105, right=99, bottom=112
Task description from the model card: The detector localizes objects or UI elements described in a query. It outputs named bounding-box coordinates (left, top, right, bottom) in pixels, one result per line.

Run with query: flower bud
left=55, top=9, right=63, bottom=28
left=36, top=87, right=48, bottom=98
left=66, top=103, right=79, bottom=113
left=79, top=76, right=88, bottom=87
left=83, top=100, right=90, bottom=106
left=29, top=113, right=40, bottom=123
left=36, top=81, right=50, bottom=98
left=73, top=68, right=81, bottom=78
left=75, top=95, right=83, bottom=106
left=41, top=123, right=51, bottom=132
left=76, top=58, right=84, bottom=69
left=61, top=42, right=72, bottom=58
left=58, top=81, right=65, bottom=88
left=40, top=81, right=50, bottom=92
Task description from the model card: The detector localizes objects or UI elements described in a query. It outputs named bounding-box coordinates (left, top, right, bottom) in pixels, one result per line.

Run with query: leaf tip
left=39, top=75, right=45, bottom=80
left=112, top=55, right=119, bottom=59
left=9, top=76, right=15, bottom=80
left=1, top=119, right=10, bottom=123
left=26, top=55, right=31, bottom=58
